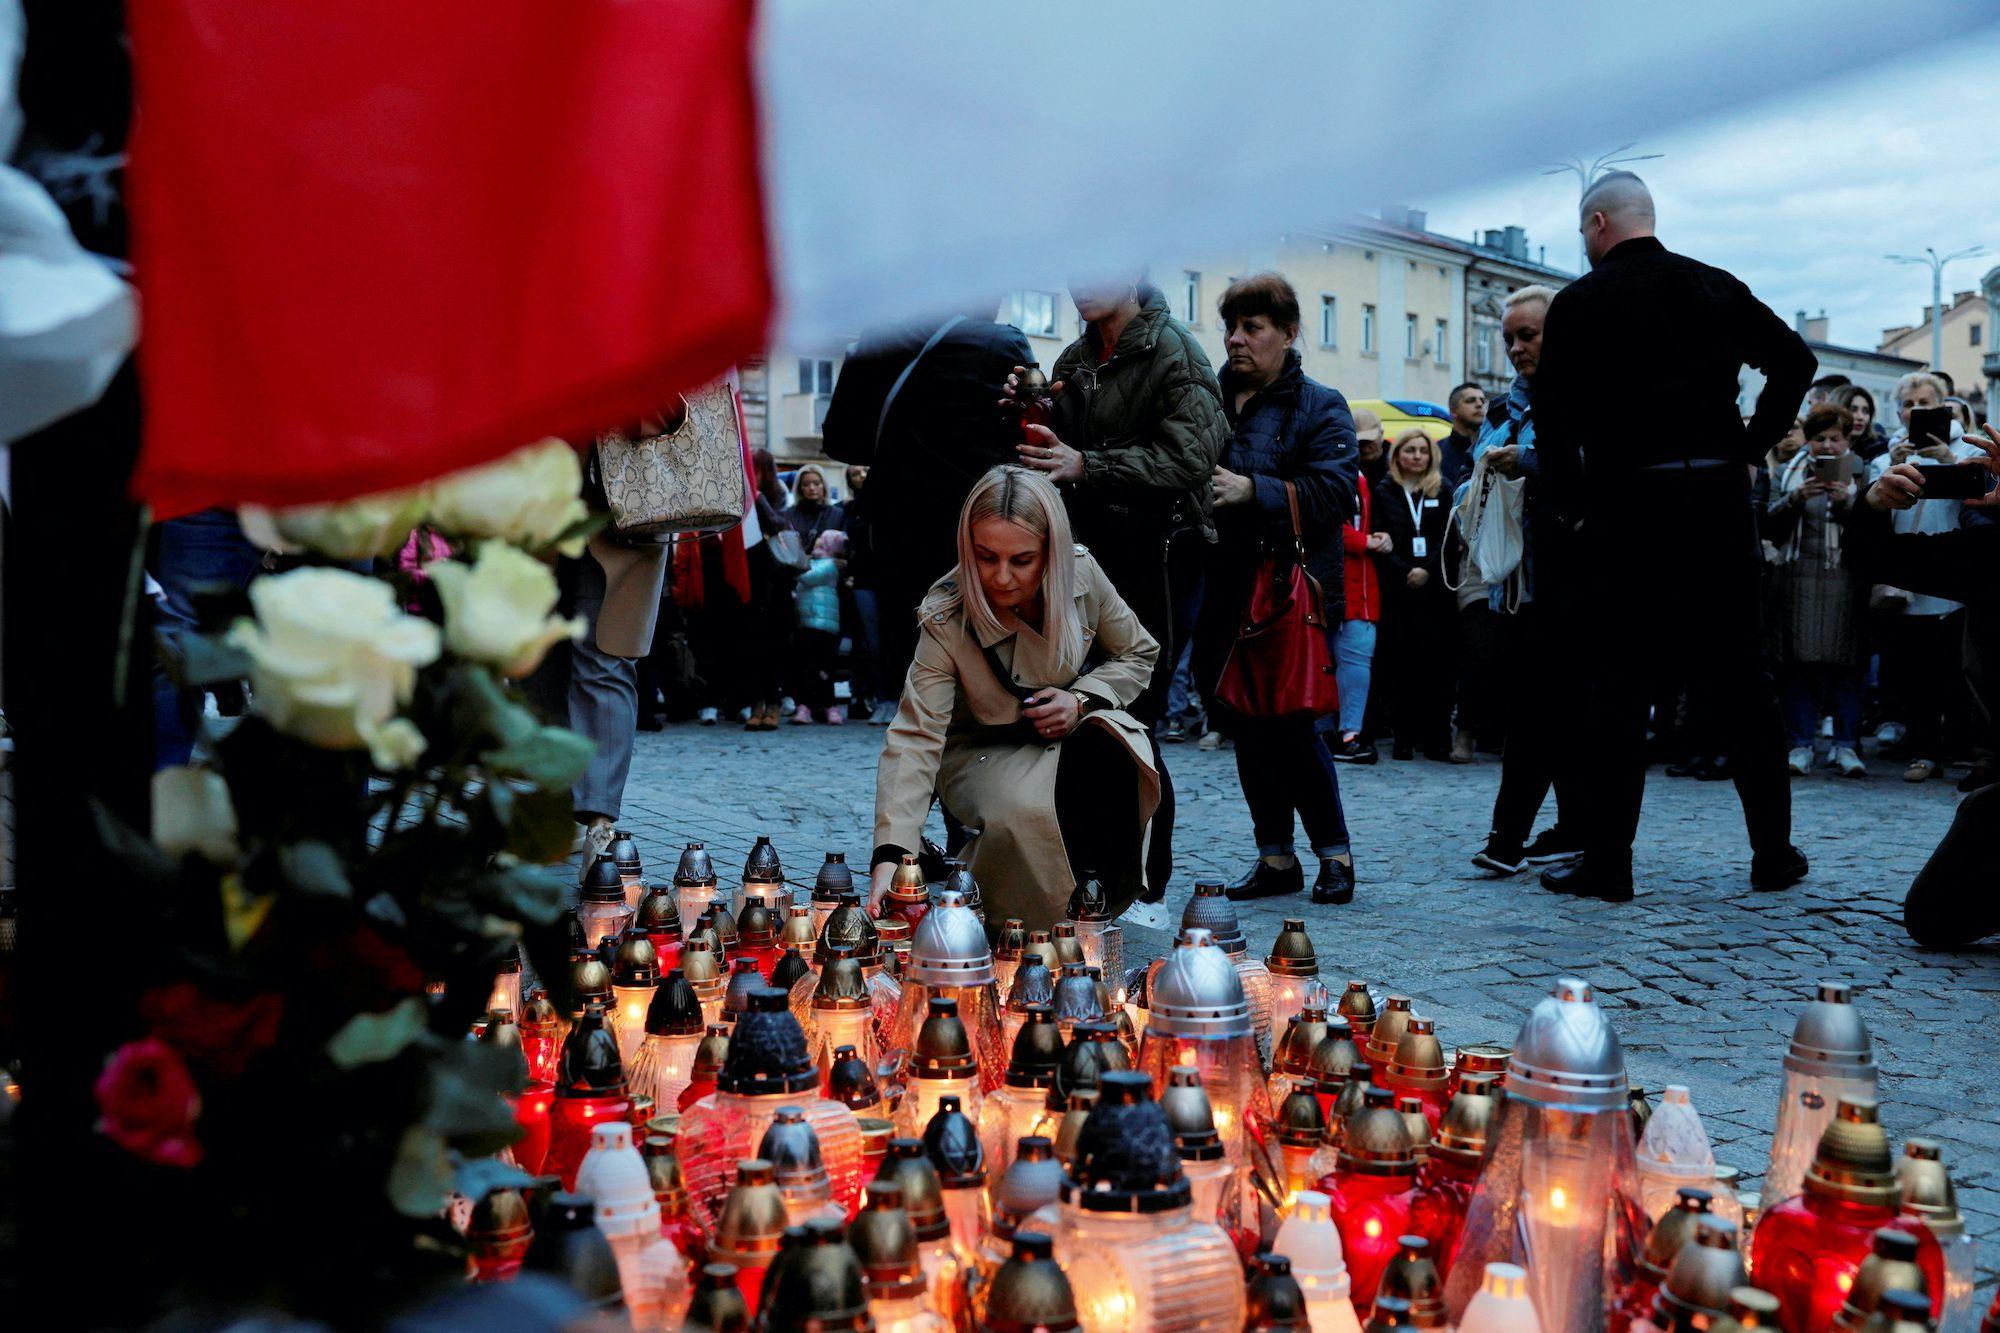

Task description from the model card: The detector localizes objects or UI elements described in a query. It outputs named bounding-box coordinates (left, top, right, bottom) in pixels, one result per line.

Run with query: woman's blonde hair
left=947, top=466, right=1085, bottom=677
left=1389, top=427, right=1443, bottom=497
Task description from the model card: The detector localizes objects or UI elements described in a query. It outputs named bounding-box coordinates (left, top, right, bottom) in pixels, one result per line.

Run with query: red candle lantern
left=518, top=984, right=566, bottom=1087
left=710, top=1158, right=788, bottom=1316
left=1364, top=997, right=1414, bottom=1082
left=643, top=1126, right=706, bottom=1267
left=881, top=854, right=931, bottom=930
left=545, top=1003, right=631, bottom=1190
left=466, top=1187, right=534, bottom=1283
left=512, top=1081, right=557, bottom=1177
left=1610, top=1186, right=1713, bottom=1333
left=735, top=893, right=781, bottom=980
left=636, top=884, right=684, bottom=975
left=1449, top=1043, right=1509, bottom=1100
left=1382, top=1017, right=1451, bottom=1131
left=678, top=1023, right=730, bottom=1112
left=1748, top=1096, right=1944, bottom=1332
left=1320, top=1085, right=1421, bottom=1313
left=1409, top=1071, right=1498, bottom=1277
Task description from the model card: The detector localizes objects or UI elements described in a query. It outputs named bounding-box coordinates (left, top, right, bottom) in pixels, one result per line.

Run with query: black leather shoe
left=1540, top=856, right=1635, bottom=902
left=1310, top=858, right=1355, bottom=905
left=1665, top=755, right=1707, bottom=778
left=1749, top=844, right=1809, bottom=892
left=1695, top=755, right=1735, bottom=782
left=1226, top=859, right=1304, bottom=901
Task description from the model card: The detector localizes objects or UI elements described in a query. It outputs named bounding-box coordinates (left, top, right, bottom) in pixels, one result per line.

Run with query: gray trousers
left=570, top=552, right=638, bottom=823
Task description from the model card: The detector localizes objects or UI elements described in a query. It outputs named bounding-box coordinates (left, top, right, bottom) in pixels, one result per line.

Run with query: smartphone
left=1809, top=454, right=1852, bottom=482
left=1914, top=462, right=1993, bottom=500
left=1908, top=406, right=1954, bottom=447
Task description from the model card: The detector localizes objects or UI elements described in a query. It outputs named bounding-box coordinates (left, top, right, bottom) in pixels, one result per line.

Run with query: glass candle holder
left=881, top=854, right=931, bottom=930
left=682, top=939, right=727, bottom=1028
left=610, top=930, right=661, bottom=1067
left=1750, top=1097, right=1943, bottom=1333
left=981, top=1005, right=1062, bottom=1174
left=1136, top=929, right=1273, bottom=1166
left=1271, top=984, right=1334, bottom=1111
left=1376, top=1234, right=1449, bottom=1329
left=983, top=1233, right=1081, bottom=1333
left=676, top=986, right=864, bottom=1229
left=1612, top=1186, right=1715, bottom=1333
left=1450, top=1044, right=1510, bottom=1100
left=1309, top=1018, right=1363, bottom=1124
left=643, top=1127, right=706, bottom=1266
left=636, top=884, right=685, bottom=976
left=1178, top=879, right=1275, bottom=1067
left=780, top=902, right=818, bottom=955
left=810, top=852, right=855, bottom=935
left=735, top=893, right=781, bottom=980
left=519, top=985, right=567, bottom=1087
left=608, top=827, right=645, bottom=903
left=804, top=945, right=880, bottom=1074
left=1895, top=1139, right=1977, bottom=1333
left=1382, top=1017, right=1452, bottom=1132
left=851, top=1180, right=953, bottom=1333
left=1049, top=920, right=1086, bottom=969
left=788, top=894, right=881, bottom=1024
left=897, top=996, right=986, bottom=1138
left=992, top=918, right=1027, bottom=1005
left=710, top=1158, right=788, bottom=1319
left=488, top=946, right=524, bottom=1020
left=740, top=833, right=785, bottom=917
left=1276, top=1079, right=1331, bottom=1210
left=1265, top=918, right=1323, bottom=1040
left=877, top=1136, right=969, bottom=1324
left=1162, top=1064, right=1250, bottom=1246
left=1049, top=1070, right=1247, bottom=1333
left=466, top=1187, right=534, bottom=1284
left=546, top=1006, right=632, bottom=1190
left=759, top=1105, right=848, bottom=1229
left=980, top=1135, right=1064, bottom=1280
left=1765, top=982, right=1877, bottom=1215
left=1319, top=1087, right=1421, bottom=1313
left=511, top=1080, right=556, bottom=1177
left=1410, top=1072, right=1498, bottom=1279
left=679, top=1024, right=729, bottom=1112
left=1068, top=896, right=1123, bottom=986
left=1002, top=956, right=1055, bottom=1059
left=1635, top=1084, right=1719, bottom=1224
left=674, top=841, right=721, bottom=935
left=627, top=970, right=706, bottom=1112
left=1363, top=996, right=1414, bottom=1080
left=721, top=956, right=767, bottom=1030
left=1457, top=1263, right=1540, bottom=1333
left=874, top=916, right=913, bottom=979
left=1051, top=962, right=1106, bottom=1043
left=580, top=855, right=636, bottom=952
left=924, top=1093, right=990, bottom=1270
left=887, top=890, right=1005, bottom=1089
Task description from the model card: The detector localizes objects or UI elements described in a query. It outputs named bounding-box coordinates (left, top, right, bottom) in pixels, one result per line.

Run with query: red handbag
left=1214, top=481, right=1339, bottom=720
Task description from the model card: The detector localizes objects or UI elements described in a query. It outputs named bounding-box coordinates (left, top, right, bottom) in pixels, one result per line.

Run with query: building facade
left=742, top=210, right=1573, bottom=493
left=1879, top=287, right=1989, bottom=413
left=1737, top=312, right=1923, bottom=418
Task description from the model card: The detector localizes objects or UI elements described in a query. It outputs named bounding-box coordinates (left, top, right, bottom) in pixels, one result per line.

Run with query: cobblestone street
left=613, top=719, right=2000, bottom=1284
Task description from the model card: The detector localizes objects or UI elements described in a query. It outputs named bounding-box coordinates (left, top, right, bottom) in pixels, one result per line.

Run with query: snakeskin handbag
left=594, top=379, right=748, bottom=539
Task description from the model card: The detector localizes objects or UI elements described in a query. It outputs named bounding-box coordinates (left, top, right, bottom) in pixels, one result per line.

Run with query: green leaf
left=280, top=840, right=352, bottom=900
left=547, top=510, right=610, bottom=552
left=475, top=862, right=568, bottom=927
left=501, top=785, right=576, bottom=865
left=483, top=726, right=595, bottom=790
left=388, top=1124, right=454, bottom=1219
left=327, top=997, right=428, bottom=1069
left=451, top=664, right=539, bottom=748
left=426, top=1043, right=525, bottom=1154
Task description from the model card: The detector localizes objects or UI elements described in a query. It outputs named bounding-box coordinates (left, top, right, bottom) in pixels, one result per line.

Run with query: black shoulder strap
left=875, top=315, right=968, bottom=457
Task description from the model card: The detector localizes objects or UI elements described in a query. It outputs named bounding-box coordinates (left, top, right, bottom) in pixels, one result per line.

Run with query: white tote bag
left=1447, top=454, right=1527, bottom=603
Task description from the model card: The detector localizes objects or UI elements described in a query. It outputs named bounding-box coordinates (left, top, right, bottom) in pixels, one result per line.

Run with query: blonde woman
left=869, top=466, right=1161, bottom=925
left=1373, top=429, right=1456, bottom=760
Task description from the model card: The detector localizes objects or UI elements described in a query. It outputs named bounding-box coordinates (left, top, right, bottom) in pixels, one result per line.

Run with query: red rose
left=139, top=982, right=283, bottom=1080
left=95, top=1038, right=204, bottom=1169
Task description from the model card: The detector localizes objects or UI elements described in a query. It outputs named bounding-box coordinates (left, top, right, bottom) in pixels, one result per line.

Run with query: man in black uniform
left=1532, top=172, right=1816, bottom=901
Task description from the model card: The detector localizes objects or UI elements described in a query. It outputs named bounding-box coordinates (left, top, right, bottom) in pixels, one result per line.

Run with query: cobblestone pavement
left=612, top=719, right=2000, bottom=1283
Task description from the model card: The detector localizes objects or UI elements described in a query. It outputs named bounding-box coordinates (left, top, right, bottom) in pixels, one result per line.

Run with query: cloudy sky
left=1427, top=30, right=2000, bottom=353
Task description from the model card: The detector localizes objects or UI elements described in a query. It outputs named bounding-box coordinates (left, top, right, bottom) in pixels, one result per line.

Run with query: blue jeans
left=1333, top=619, right=1377, bottom=736
left=851, top=585, right=884, bottom=703
left=1235, top=717, right=1351, bottom=859
left=150, top=508, right=264, bottom=769
left=1164, top=638, right=1201, bottom=723
left=1784, top=662, right=1863, bottom=749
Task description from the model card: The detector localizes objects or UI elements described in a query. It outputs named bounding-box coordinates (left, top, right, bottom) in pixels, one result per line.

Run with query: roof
left=1324, top=215, right=1576, bottom=282
left=1810, top=340, right=1924, bottom=371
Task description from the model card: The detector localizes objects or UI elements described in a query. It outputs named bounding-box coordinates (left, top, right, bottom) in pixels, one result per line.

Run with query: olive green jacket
left=1049, top=285, right=1228, bottom=543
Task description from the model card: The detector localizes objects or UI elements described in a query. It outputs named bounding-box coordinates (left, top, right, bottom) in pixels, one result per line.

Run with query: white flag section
left=759, top=0, right=1998, bottom=343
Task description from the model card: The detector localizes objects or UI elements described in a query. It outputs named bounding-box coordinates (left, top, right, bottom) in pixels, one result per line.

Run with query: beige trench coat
left=585, top=531, right=668, bottom=659
left=872, top=548, right=1161, bottom=927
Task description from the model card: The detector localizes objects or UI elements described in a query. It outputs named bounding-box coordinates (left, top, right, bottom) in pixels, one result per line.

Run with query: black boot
left=1749, top=844, right=1809, bottom=892
left=1226, top=858, right=1304, bottom=901
left=1540, top=855, right=1635, bottom=902
left=1310, top=857, right=1355, bottom=905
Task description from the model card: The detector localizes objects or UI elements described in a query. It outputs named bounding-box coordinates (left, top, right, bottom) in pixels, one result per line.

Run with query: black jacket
left=1534, top=237, right=1816, bottom=519
left=1215, top=350, right=1358, bottom=615
left=1372, top=475, right=1453, bottom=603
left=821, top=316, right=1035, bottom=584
left=1440, top=431, right=1475, bottom=493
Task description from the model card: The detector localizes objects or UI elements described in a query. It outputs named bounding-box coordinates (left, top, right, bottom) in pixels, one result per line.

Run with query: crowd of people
left=147, top=173, right=1998, bottom=941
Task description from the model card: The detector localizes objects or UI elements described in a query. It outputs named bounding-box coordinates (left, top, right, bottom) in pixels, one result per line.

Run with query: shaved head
left=1579, top=170, right=1655, bottom=266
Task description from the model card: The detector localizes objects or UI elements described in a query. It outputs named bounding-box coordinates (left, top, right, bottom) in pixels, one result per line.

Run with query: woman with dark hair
left=742, top=448, right=797, bottom=731
left=1832, top=385, right=1883, bottom=461
left=1190, top=273, right=1362, bottom=905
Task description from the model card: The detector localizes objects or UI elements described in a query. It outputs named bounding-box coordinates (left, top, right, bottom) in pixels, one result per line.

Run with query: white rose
left=152, top=766, right=240, bottom=863
left=428, top=543, right=583, bottom=678
left=239, top=485, right=430, bottom=561
left=427, top=438, right=589, bottom=555
left=228, top=567, right=442, bottom=756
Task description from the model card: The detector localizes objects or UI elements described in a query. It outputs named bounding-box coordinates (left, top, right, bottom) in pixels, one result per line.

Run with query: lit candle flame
left=1549, top=1185, right=1568, bottom=1214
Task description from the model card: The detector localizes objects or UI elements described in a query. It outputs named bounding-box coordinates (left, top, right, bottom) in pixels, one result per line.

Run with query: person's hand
left=1798, top=475, right=1828, bottom=502
left=998, top=365, right=1065, bottom=407
left=1888, top=439, right=1916, bottom=465
left=1866, top=462, right=1927, bottom=511
left=1406, top=567, right=1430, bottom=588
left=1019, top=424, right=1084, bottom=484
left=1485, top=445, right=1521, bottom=478
left=868, top=861, right=895, bottom=913
left=1965, top=422, right=2000, bottom=509
left=1211, top=466, right=1255, bottom=507
left=1920, top=434, right=1955, bottom=463
left=1366, top=532, right=1393, bottom=554
left=1020, top=688, right=1082, bottom=741
left=1827, top=479, right=1854, bottom=507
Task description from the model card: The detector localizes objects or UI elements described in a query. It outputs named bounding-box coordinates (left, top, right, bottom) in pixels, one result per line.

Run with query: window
left=1475, top=316, right=1498, bottom=374
left=1404, top=312, right=1419, bottom=359
left=1319, top=294, right=1338, bottom=348
left=1361, top=304, right=1377, bottom=353
left=1974, top=322, right=1985, bottom=347
left=797, top=358, right=835, bottom=394
left=1435, top=318, right=1449, bottom=366
left=1009, top=290, right=1059, bottom=337
left=1182, top=271, right=1201, bottom=324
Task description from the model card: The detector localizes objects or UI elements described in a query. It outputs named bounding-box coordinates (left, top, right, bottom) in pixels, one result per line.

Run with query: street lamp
left=1887, top=245, right=1986, bottom=374
left=1544, top=143, right=1664, bottom=271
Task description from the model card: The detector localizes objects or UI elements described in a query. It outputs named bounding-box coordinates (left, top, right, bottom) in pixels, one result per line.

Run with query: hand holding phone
left=1908, top=406, right=1953, bottom=451
left=1911, top=462, right=1994, bottom=501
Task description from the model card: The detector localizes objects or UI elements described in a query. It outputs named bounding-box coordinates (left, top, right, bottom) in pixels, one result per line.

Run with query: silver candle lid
left=1143, top=928, right=1249, bottom=1039
left=1180, top=881, right=1248, bottom=956
left=1783, top=981, right=1876, bottom=1080
left=904, top=889, right=995, bottom=986
left=1505, top=977, right=1628, bottom=1111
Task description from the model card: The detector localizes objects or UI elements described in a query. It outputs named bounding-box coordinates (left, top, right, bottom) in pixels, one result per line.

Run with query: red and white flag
left=124, top=0, right=1995, bottom=514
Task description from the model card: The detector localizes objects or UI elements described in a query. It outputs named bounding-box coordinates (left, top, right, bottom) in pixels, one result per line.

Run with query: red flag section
left=126, top=1, right=771, bottom=516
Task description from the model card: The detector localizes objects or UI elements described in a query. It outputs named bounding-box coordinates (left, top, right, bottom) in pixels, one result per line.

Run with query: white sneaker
left=1874, top=720, right=1906, bottom=747
left=1197, top=730, right=1224, bottom=751
left=1787, top=746, right=1813, bottom=776
left=698, top=706, right=719, bottom=726
left=1831, top=746, right=1866, bottom=778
